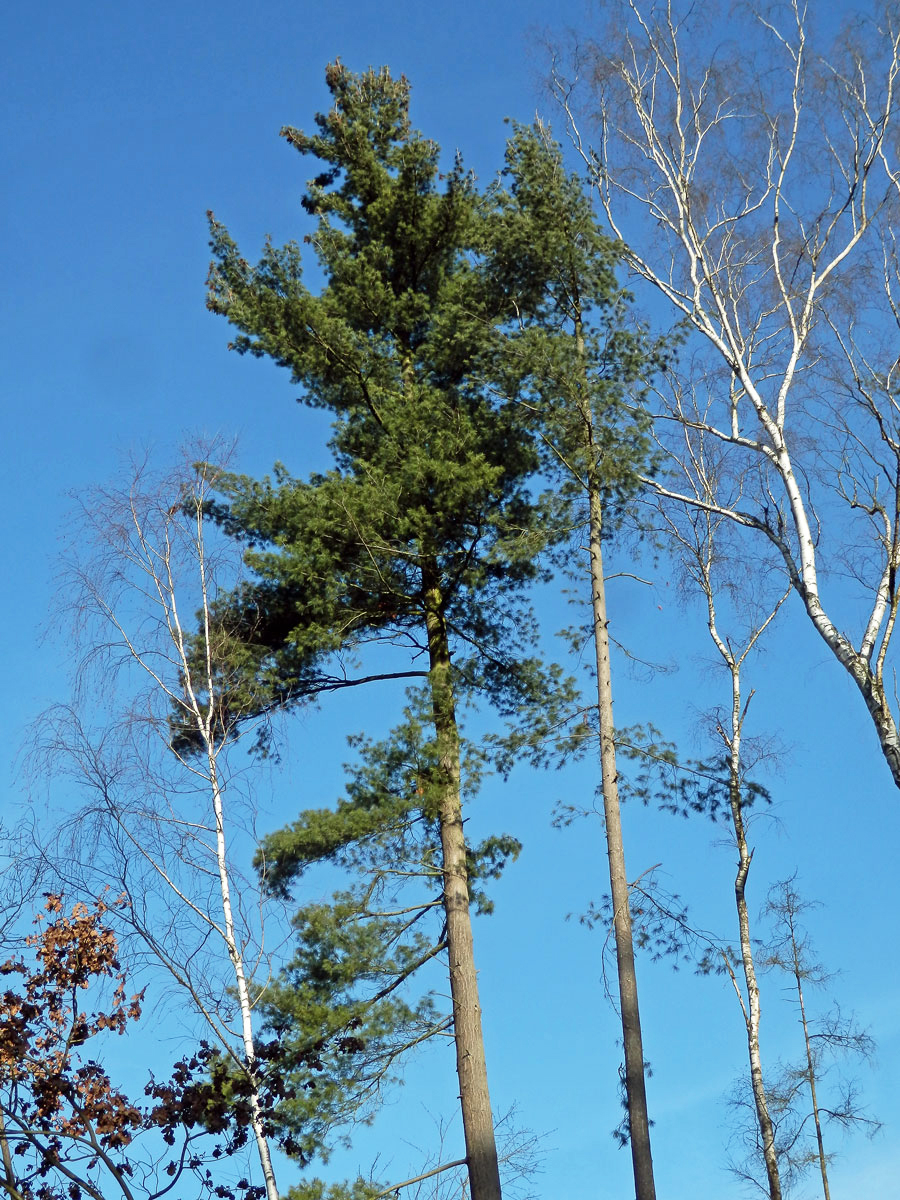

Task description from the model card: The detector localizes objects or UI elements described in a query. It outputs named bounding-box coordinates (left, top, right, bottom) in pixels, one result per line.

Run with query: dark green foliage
left=256, top=697, right=513, bottom=896
left=615, top=728, right=771, bottom=821
left=200, top=63, right=662, bottom=1192
left=487, top=123, right=668, bottom=526
left=286, top=1180, right=380, bottom=1200
left=252, top=892, right=442, bottom=1162
left=201, top=61, right=579, bottom=959
left=202, top=63, right=556, bottom=1186
left=203, top=73, right=565, bottom=721
left=200, top=80, right=659, bottom=738
left=247, top=700, right=525, bottom=1171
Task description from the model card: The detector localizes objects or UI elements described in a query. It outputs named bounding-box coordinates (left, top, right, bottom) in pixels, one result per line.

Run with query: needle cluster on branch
left=197, top=61, right=670, bottom=1200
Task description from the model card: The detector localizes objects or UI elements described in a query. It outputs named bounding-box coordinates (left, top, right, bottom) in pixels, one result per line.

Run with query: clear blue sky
left=4, top=2, right=898, bottom=1198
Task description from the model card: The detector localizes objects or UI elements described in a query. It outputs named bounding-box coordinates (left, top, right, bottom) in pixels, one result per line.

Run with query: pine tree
left=486, top=124, right=664, bottom=1200
left=203, top=63, right=573, bottom=1200
left=254, top=701, right=523, bottom=1195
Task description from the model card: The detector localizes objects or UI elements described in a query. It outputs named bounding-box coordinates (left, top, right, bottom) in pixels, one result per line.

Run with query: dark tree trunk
left=423, top=570, right=503, bottom=1200
left=588, top=490, right=657, bottom=1200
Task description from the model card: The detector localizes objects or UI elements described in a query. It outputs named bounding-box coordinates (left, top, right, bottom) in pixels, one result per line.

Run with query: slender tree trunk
left=588, top=491, right=657, bottom=1200
left=697, top=561, right=784, bottom=1199
left=571, top=295, right=656, bottom=1200
left=209, top=757, right=280, bottom=1200
left=725, top=667, right=782, bottom=1200
left=194, top=504, right=280, bottom=1200
left=423, top=570, right=502, bottom=1200
left=0, top=1109, right=22, bottom=1200
left=789, top=915, right=831, bottom=1200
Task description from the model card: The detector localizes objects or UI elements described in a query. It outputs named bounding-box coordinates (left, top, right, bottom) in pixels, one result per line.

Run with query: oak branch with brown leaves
left=0, top=894, right=290, bottom=1200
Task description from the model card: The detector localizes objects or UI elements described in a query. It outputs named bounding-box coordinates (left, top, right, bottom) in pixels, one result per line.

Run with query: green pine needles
left=202, top=62, right=657, bottom=1200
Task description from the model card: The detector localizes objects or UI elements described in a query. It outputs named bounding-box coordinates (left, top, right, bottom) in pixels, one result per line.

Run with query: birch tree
left=35, top=451, right=286, bottom=1199
left=36, top=450, right=412, bottom=1199
left=553, top=0, right=900, bottom=791
left=654, top=423, right=790, bottom=1199
left=751, top=880, right=881, bottom=1198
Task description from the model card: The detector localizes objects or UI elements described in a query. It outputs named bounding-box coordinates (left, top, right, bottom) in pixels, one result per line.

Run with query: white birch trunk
left=556, top=0, right=900, bottom=792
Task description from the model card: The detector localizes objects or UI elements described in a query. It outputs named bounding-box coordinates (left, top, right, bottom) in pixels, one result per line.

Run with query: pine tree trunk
left=588, top=490, right=657, bottom=1200
left=423, top=571, right=503, bottom=1200
left=571, top=294, right=656, bottom=1200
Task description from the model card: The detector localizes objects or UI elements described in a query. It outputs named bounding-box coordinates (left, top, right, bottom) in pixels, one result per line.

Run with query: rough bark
left=564, top=286, right=657, bottom=1200
left=588, top=492, right=657, bottom=1200
left=423, top=570, right=503, bottom=1200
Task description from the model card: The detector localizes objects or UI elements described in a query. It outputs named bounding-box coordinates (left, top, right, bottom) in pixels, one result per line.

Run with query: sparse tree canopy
left=553, top=0, right=900, bottom=791
left=0, top=894, right=279, bottom=1200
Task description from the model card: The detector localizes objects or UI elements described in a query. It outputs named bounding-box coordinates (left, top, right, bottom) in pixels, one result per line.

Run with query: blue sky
left=4, top=2, right=898, bottom=1198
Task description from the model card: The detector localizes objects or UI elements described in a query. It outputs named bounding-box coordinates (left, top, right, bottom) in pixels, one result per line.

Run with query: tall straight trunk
left=571, top=295, right=656, bottom=1200
left=194, top=511, right=280, bottom=1200
left=587, top=491, right=657, bottom=1200
left=423, top=570, right=503, bottom=1200
left=724, top=667, right=782, bottom=1200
